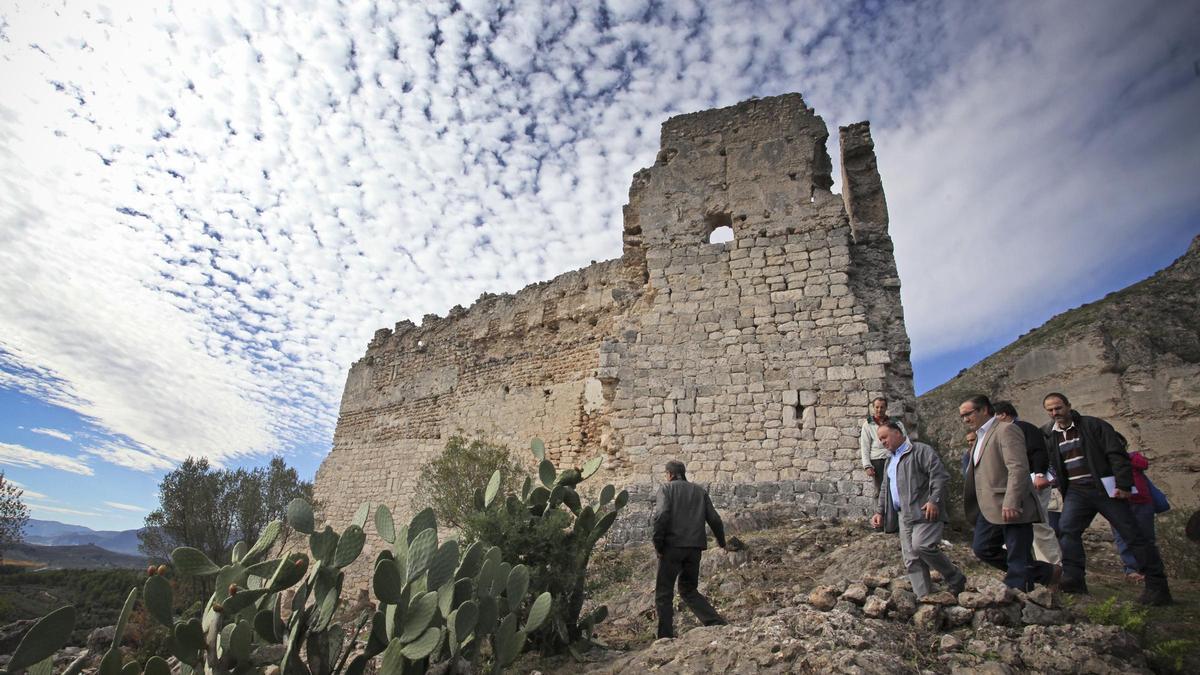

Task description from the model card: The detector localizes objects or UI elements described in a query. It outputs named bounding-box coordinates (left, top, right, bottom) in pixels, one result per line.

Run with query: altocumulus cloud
left=0, top=0, right=1196, bottom=471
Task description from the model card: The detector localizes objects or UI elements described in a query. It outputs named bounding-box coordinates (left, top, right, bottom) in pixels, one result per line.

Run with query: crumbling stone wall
left=314, top=94, right=918, bottom=583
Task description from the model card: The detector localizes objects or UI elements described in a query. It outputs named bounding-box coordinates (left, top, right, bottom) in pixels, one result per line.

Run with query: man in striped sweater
left=1041, top=392, right=1172, bottom=605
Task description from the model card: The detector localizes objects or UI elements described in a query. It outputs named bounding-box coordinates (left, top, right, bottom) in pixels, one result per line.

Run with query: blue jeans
left=972, top=516, right=1054, bottom=591
left=1059, top=480, right=1168, bottom=591
left=1111, top=501, right=1156, bottom=574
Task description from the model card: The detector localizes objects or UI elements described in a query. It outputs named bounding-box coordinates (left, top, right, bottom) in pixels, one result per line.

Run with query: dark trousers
left=1060, top=480, right=1168, bottom=591
left=1112, top=501, right=1157, bottom=574
left=870, top=458, right=887, bottom=495
left=972, top=516, right=1054, bottom=591
left=655, top=547, right=725, bottom=638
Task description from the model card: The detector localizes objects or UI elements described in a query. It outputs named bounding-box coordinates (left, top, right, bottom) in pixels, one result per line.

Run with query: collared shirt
left=887, top=439, right=913, bottom=510
left=972, top=415, right=997, bottom=466
left=1052, top=419, right=1091, bottom=482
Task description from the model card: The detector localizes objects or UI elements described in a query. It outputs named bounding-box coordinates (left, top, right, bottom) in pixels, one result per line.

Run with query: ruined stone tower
left=314, top=94, right=915, bottom=580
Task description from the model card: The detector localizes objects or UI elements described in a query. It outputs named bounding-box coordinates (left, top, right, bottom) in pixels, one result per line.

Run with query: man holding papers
left=1042, top=392, right=1172, bottom=605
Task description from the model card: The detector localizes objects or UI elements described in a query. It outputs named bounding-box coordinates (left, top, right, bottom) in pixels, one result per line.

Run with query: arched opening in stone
left=705, top=212, right=734, bottom=244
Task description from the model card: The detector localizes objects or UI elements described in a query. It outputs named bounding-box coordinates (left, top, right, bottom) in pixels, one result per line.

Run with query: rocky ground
left=519, top=508, right=1199, bottom=674
left=5, top=509, right=1195, bottom=673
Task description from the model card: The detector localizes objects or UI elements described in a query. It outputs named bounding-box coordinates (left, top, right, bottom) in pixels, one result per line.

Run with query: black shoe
left=949, top=574, right=967, bottom=596
left=1138, top=587, right=1173, bottom=606
left=1058, top=578, right=1088, bottom=595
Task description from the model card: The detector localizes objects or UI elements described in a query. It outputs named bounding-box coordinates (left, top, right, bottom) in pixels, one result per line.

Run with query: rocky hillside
left=916, top=235, right=1200, bottom=503
left=512, top=508, right=1199, bottom=674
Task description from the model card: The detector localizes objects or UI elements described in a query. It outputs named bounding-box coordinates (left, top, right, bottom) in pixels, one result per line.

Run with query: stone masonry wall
left=314, top=94, right=917, bottom=585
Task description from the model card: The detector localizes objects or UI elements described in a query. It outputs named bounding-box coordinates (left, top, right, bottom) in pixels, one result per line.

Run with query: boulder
left=862, top=596, right=888, bottom=618
left=944, top=605, right=975, bottom=628
left=913, top=604, right=943, bottom=631
left=807, top=585, right=839, bottom=611
left=940, top=633, right=963, bottom=652
left=919, top=591, right=957, bottom=606
left=840, top=582, right=869, bottom=605
left=891, top=589, right=918, bottom=620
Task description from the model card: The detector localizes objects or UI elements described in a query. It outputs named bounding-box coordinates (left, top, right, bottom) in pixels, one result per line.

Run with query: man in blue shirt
left=872, top=421, right=966, bottom=598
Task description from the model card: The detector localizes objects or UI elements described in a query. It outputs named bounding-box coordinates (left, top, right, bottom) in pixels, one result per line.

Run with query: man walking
left=994, top=401, right=1062, bottom=568
left=961, top=395, right=1058, bottom=591
left=861, top=397, right=906, bottom=495
left=871, top=421, right=966, bottom=598
left=1042, top=393, right=1172, bottom=605
left=653, top=460, right=728, bottom=638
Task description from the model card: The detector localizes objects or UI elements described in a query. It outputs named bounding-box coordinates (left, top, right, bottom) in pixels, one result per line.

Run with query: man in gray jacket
left=653, top=460, right=728, bottom=639
left=871, top=421, right=967, bottom=598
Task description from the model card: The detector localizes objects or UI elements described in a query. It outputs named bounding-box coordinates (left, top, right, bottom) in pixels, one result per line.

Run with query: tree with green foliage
left=414, top=435, right=526, bottom=528
left=139, top=457, right=314, bottom=566
left=0, top=471, right=30, bottom=563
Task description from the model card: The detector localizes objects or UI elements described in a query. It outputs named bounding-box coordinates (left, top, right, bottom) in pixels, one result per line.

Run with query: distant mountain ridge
left=0, top=542, right=147, bottom=569
left=23, top=519, right=146, bottom=556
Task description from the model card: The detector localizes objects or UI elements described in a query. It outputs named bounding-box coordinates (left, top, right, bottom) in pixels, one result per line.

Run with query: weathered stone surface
left=840, top=582, right=869, bottom=604
left=890, top=589, right=917, bottom=620
left=316, top=94, right=921, bottom=590
left=940, top=633, right=963, bottom=652
left=912, top=604, right=943, bottom=631
left=808, top=585, right=839, bottom=611
left=1021, top=603, right=1069, bottom=626
left=919, top=591, right=957, bottom=605
left=1025, top=586, right=1060, bottom=609
left=862, top=595, right=888, bottom=618
left=944, top=605, right=975, bottom=628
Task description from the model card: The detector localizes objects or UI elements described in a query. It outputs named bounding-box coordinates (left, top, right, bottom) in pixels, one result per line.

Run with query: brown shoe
left=1049, top=564, right=1063, bottom=589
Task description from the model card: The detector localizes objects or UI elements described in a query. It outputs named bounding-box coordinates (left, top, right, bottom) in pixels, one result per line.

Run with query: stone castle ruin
left=314, top=94, right=917, bottom=569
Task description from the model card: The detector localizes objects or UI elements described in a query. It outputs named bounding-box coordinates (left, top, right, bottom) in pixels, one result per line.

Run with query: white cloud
left=30, top=428, right=73, bottom=442
left=0, top=442, right=94, bottom=476
left=0, top=0, right=1195, bottom=470
left=104, top=501, right=149, bottom=512
left=28, top=503, right=103, bottom=518
left=82, top=442, right=178, bottom=474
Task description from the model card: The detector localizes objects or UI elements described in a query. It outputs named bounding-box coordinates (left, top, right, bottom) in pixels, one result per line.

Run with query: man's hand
left=1111, top=488, right=1131, bottom=500
left=1033, top=475, right=1051, bottom=490
left=1002, top=506, right=1021, bottom=522
left=870, top=513, right=882, bottom=529
left=922, top=501, right=939, bottom=521
left=865, top=466, right=875, bottom=478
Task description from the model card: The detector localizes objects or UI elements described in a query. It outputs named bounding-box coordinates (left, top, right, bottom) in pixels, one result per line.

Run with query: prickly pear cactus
left=467, top=438, right=628, bottom=657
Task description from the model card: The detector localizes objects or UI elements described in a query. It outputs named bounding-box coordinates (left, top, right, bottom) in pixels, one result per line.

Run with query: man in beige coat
left=961, top=394, right=1059, bottom=591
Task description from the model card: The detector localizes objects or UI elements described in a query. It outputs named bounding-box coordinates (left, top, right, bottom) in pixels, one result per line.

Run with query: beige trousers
left=1032, top=486, right=1062, bottom=565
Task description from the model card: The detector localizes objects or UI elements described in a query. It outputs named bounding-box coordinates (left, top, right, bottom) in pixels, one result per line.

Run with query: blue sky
left=1, top=0, right=1197, bottom=531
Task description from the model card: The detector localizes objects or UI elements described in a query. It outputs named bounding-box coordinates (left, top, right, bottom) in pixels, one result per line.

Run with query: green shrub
left=415, top=435, right=527, bottom=529
left=1085, top=596, right=1148, bottom=637
left=1150, top=638, right=1197, bottom=673
left=1156, top=509, right=1200, bottom=581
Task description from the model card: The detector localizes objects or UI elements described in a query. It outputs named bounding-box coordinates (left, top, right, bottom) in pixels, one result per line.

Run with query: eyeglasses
left=959, top=408, right=979, bottom=420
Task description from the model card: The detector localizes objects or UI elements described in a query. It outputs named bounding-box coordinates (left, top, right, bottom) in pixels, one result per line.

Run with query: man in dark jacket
left=1042, top=392, right=1172, bottom=605
left=653, top=460, right=728, bottom=638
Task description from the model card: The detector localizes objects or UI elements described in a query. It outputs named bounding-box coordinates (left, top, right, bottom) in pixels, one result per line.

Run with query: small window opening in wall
left=705, top=212, right=734, bottom=244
